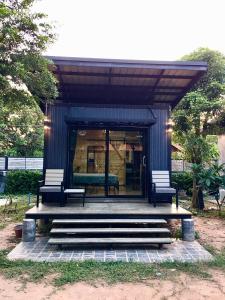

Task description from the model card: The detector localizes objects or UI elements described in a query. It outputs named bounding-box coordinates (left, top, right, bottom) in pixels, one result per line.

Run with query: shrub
left=5, top=170, right=42, bottom=194
left=172, top=172, right=193, bottom=195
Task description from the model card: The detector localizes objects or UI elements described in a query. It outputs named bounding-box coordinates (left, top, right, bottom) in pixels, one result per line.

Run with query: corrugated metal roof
left=47, top=56, right=207, bottom=108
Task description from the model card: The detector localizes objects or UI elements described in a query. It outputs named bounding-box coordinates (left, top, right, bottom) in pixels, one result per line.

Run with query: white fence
left=172, top=160, right=192, bottom=172
left=0, top=158, right=5, bottom=170
left=0, top=157, right=43, bottom=170
left=0, top=157, right=189, bottom=172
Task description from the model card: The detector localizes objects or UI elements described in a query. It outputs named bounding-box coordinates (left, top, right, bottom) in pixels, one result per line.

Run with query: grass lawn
left=0, top=194, right=225, bottom=287
left=0, top=194, right=36, bottom=229
left=0, top=247, right=224, bottom=286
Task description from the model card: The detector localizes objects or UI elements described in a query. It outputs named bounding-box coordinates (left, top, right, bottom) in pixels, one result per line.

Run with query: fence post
left=4, top=156, right=8, bottom=171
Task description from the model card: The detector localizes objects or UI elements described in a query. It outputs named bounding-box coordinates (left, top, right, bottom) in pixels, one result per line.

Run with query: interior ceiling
left=47, top=56, right=207, bottom=108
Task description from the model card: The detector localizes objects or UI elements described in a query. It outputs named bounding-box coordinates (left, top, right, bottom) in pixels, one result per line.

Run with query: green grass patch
left=0, top=195, right=35, bottom=229
left=172, top=228, right=200, bottom=240
left=0, top=250, right=159, bottom=286
left=1, top=248, right=225, bottom=286
left=196, top=209, right=225, bottom=219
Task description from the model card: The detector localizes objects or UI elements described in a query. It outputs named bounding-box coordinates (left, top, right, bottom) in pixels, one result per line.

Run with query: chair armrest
left=38, top=180, right=44, bottom=187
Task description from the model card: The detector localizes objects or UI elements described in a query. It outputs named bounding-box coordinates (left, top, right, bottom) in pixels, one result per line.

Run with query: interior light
left=78, top=130, right=87, bottom=136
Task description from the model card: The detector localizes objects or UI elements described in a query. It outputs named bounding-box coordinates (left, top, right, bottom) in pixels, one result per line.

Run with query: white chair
left=37, top=169, right=64, bottom=207
left=152, top=170, right=178, bottom=208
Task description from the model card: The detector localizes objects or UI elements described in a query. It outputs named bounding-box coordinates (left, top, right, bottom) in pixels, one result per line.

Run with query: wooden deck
left=25, top=201, right=191, bottom=219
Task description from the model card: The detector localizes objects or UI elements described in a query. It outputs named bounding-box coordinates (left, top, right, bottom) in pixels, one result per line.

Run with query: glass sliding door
left=108, top=130, right=145, bottom=196
left=69, top=127, right=146, bottom=197
left=70, top=129, right=106, bottom=196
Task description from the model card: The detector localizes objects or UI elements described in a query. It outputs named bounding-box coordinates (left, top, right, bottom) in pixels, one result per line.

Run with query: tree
left=0, top=0, right=58, bottom=156
left=0, top=0, right=58, bottom=107
left=0, top=101, right=44, bottom=156
left=173, top=48, right=225, bottom=209
left=182, top=48, right=225, bottom=101
left=173, top=91, right=221, bottom=164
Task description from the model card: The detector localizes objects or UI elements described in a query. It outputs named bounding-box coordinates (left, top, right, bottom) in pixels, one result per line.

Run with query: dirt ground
left=0, top=270, right=225, bottom=300
left=0, top=216, right=225, bottom=300
left=194, top=216, right=225, bottom=250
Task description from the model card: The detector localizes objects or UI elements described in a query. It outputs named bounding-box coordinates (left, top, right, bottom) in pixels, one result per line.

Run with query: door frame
left=67, top=124, right=148, bottom=198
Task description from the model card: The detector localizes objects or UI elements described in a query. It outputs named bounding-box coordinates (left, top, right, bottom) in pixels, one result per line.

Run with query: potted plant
left=14, top=223, right=23, bottom=238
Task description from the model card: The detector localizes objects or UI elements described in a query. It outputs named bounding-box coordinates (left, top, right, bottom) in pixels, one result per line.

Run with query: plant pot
left=14, top=224, right=23, bottom=239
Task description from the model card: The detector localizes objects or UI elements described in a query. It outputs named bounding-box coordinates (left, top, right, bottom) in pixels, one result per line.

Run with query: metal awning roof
left=48, top=56, right=207, bottom=108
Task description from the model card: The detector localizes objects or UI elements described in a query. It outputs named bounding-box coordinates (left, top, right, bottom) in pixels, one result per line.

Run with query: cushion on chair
left=39, top=186, right=62, bottom=193
left=155, top=187, right=176, bottom=194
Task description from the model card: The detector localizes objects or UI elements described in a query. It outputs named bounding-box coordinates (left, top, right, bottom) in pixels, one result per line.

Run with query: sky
left=35, top=0, right=225, bottom=61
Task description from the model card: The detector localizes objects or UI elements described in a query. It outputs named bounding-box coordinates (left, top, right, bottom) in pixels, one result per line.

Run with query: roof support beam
left=59, top=83, right=183, bottom=91
left=171, top=70, right=206, bottom=108
left=53, top=70, right=194, bottom=80
left=144, top=69, right=165, bottom=103
left=61, top=89, right=180, bottom=96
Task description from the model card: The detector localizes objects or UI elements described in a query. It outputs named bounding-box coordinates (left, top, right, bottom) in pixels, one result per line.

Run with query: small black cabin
left=42, top=57, right=207, bottom=204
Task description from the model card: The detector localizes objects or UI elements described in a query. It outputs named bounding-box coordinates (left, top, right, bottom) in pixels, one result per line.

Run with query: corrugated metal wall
left=45, top=105, right=68, bottom=170
left=44, top=104, right=171, bottom=198
left=150, top=108, right=170, bottom=170
left=66, top=106, right=156, bottom=124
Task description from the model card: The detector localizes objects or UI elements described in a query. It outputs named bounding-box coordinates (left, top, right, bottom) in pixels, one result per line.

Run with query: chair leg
left=176, top=190, right=179, bottom=208
left=153, top=195, right=156, bottom=207
left=36, top=191, right=39, bottom=207
left=83, top=192, right=85, bottom=207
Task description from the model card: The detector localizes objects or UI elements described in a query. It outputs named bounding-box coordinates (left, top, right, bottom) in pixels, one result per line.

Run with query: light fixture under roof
left=78, top=130, right=87, bottom=136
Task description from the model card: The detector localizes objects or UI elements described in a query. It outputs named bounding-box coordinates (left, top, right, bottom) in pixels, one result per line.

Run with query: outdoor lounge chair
left=36, top=169, right=64, bottom=207
left=151, top=170, right=178, bottom=208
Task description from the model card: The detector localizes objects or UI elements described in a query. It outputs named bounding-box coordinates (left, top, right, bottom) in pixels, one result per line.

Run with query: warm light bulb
left=167, top=119, right=174, bottom=126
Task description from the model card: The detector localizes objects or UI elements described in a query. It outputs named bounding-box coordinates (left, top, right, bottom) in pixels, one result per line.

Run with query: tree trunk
left=192, top=178, right=198, bottom=208
left=197, top=187, right=204, bottom=210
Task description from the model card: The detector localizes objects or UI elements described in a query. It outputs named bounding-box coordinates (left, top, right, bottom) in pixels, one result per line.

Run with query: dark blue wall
left=44, top=103, right=171, bottom=201
left=149, top=108, right=170, bottom=170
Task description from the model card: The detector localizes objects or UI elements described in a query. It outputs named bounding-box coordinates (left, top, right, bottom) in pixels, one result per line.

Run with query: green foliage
left=0, top=199, right=33, bottom=229
left=182, top=48, right=225, bottom=99
left=0, top=0, right=57, bottom=156
left=0, top=0, right=58, bottom=107
left=198, top=163, right=225, bottom=195
left=172, top=228, right=200, bottom=240
left=172, top=172, right=193, bottom=194
left=173, top=48, right=225, bottom=208
left=173, top=92, right=221, bottom=164
left=0, top=102, right=44, bottom=156
left=5, top=170, right=42, bottom=194
left=173, top=48, right=225, bottom=166
left=189, top=163, right=225, bottom=210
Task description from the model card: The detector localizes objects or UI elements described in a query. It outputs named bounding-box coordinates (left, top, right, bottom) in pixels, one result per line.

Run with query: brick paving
left=7, top=238, right=213, bottom=263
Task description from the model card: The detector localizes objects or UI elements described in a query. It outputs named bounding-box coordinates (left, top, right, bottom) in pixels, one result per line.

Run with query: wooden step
left=50, top=227, right=170, bottom=234
left=52, top=218, right=167, bottom=225
left=48, top=237, right=172, bottom=245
